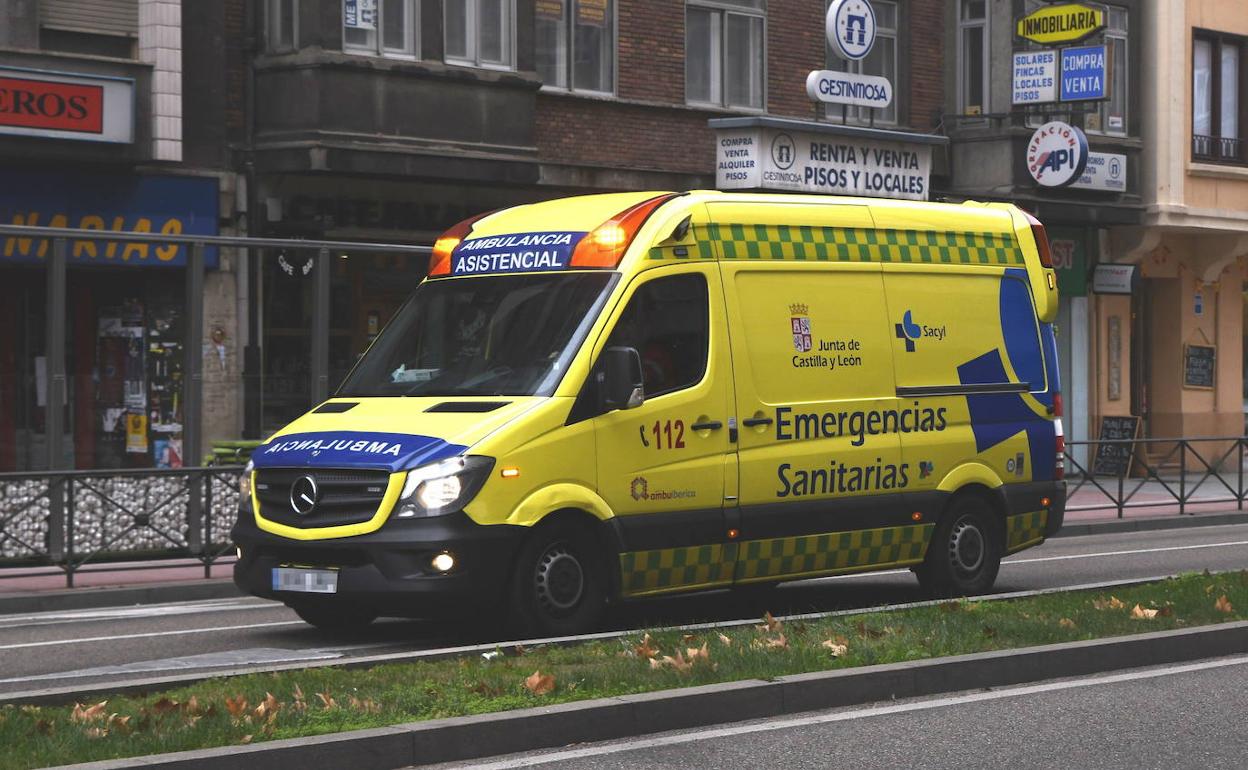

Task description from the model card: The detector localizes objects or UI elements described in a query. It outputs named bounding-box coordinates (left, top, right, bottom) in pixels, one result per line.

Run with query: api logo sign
left=827, top=0, right=877, bottom=61
left=1027, top=120, right=1089, bottom=188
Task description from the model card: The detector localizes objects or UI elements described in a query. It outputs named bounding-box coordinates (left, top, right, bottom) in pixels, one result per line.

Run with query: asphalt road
left=1, top=523, right=1246, bottom=696
left=432, top=655, right=1248, bottom=770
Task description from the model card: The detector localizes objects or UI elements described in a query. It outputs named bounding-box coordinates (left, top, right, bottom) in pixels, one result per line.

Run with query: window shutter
left=41, top=0, right=138, bottom=37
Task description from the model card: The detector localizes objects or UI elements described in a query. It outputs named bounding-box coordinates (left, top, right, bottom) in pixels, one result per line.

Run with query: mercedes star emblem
left=289, top=475, right=319, bottom=515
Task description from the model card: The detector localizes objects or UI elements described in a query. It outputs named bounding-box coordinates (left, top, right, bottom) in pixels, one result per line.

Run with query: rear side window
left=605, top=273, right=709, bottom=398
left=886, top=272, right=1046, bottom=391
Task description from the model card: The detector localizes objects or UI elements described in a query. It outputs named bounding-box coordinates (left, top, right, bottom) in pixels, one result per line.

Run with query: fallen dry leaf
left=1130, top=604, right=1159, bottom=620
left=1215, top=595, right=1234, bottom=614
left=224, top=696, right=248, bottom=719
left=821, top=638, right=848, bottom=657
left=84, top=727, right=107, bottom=739
left=316, top=692, right=336, bottom=709
left=239, top=734, right=253, bottom=745
left=686, top=641, right=710, bottom=663
left=717, top=633, right=732, bottom=646
left=681, top=633, right=697, bottom=643
left=854, top=620, right=887, bottom=639
left=34, top=719, right=53, bottom=736
left=524, top=670, right=556, bottom=695
left=657, top=651, right=694, bottom=673
left=71, top=701, right=108, bottom=724
left=634, top=633, right=661, bottom=660
left=151, top=698, right=179, bottom=715
left=756, top=611, right=783, bottom=633
left=1059, top=618, right=1076, bottom=629
left=765, top=633, right=789, bottom=650
left=1092, top=596, right=1127, bottom=611
left=982, top=626, right=997, bottom=639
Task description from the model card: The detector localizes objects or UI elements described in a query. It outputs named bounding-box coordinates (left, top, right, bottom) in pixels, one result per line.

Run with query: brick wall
left=537, top=0, right=945, bottom=178
left=908, top=0, right=943, bottom=131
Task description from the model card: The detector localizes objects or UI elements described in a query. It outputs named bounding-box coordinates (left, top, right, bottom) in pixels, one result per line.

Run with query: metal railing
left=0, top=464, right=244, bottom=587
left=1193, top=134, right=1245, bottom=164
left=1065, top=436, right=1246, bottom=518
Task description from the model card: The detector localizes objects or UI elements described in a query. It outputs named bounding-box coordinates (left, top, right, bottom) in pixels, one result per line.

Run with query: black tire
left=291, top=602, right=377, bottom=631
left=916, top=495, right=1002, bottom=598
left=508, top=521, right=607, bottom=637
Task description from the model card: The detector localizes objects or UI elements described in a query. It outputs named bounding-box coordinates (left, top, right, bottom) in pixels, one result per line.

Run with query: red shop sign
left=0, top=76, right=104, bottom=134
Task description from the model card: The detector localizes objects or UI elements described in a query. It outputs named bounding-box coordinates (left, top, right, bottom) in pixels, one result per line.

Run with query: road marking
left=1004, top=539, right=1248, bottom=565
left=452, top=655, right=1248, bottom=769
left=0, top=620, right=305, bottom=651
left=0, top=600, right=279, bottom=629
left=0, top=647, right=345, bottom=685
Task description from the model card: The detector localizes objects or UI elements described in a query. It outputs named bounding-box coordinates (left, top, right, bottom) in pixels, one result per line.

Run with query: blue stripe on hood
left=252, top=431, right=467, bottom=472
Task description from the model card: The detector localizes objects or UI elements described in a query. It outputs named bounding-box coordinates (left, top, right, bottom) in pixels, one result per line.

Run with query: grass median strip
left=3, top=571, right=1245, bottom=770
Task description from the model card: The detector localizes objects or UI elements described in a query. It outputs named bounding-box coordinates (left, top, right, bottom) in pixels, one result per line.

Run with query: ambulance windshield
left=337, top=272, right=616, bottom=397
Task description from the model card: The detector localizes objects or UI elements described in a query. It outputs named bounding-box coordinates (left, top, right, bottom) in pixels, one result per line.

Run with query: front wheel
left=508, top=522, right=606, bottom=638
left=916, top=495, right=1002, bottom=598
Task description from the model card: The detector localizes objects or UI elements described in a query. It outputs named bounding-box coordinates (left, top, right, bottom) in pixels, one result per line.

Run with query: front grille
left=254, top=468, right=391, bottom=528
left=262, top=544, right=370, bottom=568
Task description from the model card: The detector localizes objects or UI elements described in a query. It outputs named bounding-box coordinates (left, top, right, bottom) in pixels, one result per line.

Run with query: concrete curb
left=0, top=579, right=240, bottom=616
left=1053, top=510, right=1248, bottom=537
left=47, top=621, right=1248, bottom=770
left=2, top=511, right=1243, bottom=615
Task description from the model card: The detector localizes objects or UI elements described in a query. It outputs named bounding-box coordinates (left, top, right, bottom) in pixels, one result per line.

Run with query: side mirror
left=600, top=346, right=645, bottom=411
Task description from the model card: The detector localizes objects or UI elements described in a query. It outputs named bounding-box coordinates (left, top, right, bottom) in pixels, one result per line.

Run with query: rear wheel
left=291, top=602, right=377, bottom=631
left=508, top=521, right=606, bottom=637
left=916, top=495, right=1002, bottom=597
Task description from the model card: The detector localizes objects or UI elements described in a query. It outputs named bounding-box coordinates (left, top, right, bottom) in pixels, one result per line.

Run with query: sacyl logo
left=895, top=310, right=921, bottom=352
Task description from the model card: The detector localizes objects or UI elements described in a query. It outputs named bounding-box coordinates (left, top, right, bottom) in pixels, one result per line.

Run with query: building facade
left=0, top=0, right=245, bottom=471
left=243, top=0, right=948, bottom=438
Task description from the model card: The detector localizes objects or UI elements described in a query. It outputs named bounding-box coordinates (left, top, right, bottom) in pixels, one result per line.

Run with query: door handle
left=742, top=417, right=773, bottom=427
left=691, top=420, right=723, bottom=431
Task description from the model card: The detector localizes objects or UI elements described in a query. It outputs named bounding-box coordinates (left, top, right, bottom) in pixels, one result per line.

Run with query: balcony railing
left=1193, top=134, right=1245, bottom=164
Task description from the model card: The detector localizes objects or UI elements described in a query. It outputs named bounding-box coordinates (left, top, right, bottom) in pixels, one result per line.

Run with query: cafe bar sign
left=0, top=66, right=134, bottom=144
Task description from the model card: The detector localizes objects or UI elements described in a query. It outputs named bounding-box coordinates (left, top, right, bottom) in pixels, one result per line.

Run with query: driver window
left=605, top=273, right=709, bottom=398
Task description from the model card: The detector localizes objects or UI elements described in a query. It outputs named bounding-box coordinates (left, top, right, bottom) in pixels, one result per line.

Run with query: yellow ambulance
left=233, top=190, right=1067, bottom=635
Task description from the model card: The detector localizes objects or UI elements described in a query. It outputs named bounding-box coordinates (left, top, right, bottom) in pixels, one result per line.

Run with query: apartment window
left=958, top=0, right=988, bottom=115
left=268, top=0, right=297, bottom=50
left=536, top=0, right=615, bottom=93
left=446, top=0, right=515, bottom=68
left=1194, top=31, right=1245, bottom=163
left=825, top=0, right=897, bottom=125
left=686, top=0, right=765, bottom=110
left=344, top=0, right=418, bottom=57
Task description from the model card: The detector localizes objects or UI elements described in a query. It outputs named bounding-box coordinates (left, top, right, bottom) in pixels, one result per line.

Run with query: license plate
left=272, top=567, right=338, bottom=594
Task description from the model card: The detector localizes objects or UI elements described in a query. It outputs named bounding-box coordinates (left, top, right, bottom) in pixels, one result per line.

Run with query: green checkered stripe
left=650, top=224, right=1022, bottom=265
left=736, top=523, right=933, bottom=581
left=619, top=543, right=738, bottom=596
left=1006, top=510, right=1049, bottom=552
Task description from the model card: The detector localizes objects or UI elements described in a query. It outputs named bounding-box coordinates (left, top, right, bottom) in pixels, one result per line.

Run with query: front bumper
left=231, top=508, right=525, bottom=618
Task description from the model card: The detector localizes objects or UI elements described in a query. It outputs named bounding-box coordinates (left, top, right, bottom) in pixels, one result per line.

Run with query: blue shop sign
left=1060, top=45, right=1107, bottom=102
left=0, top=170, right=219, bottom=268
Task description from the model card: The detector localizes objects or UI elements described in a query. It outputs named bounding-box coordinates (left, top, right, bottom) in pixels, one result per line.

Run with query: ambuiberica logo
left=894, top=310, right=946, bottom=352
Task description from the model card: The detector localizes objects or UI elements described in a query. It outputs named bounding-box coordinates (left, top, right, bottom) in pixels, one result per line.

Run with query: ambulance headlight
left=239, top=460, right=254, bottom=496
left=397, top=456, right=494, bottom=518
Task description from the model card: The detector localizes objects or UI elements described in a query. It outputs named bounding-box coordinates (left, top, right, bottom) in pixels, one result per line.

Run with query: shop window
left=536, top=0, right=615, bottom=94
left=958, top=0, right=988, bottom=116
left=268, top=0, right=298, bottom=51
left=686, top=0, right=765, bottom=111
left=445, top=0, right=515, bottom=69
left=1193, top=31, right=1245, bottom=164
left=824, top=0, right=898, bottom=126
left=344, top=0, right=418, bottom=58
